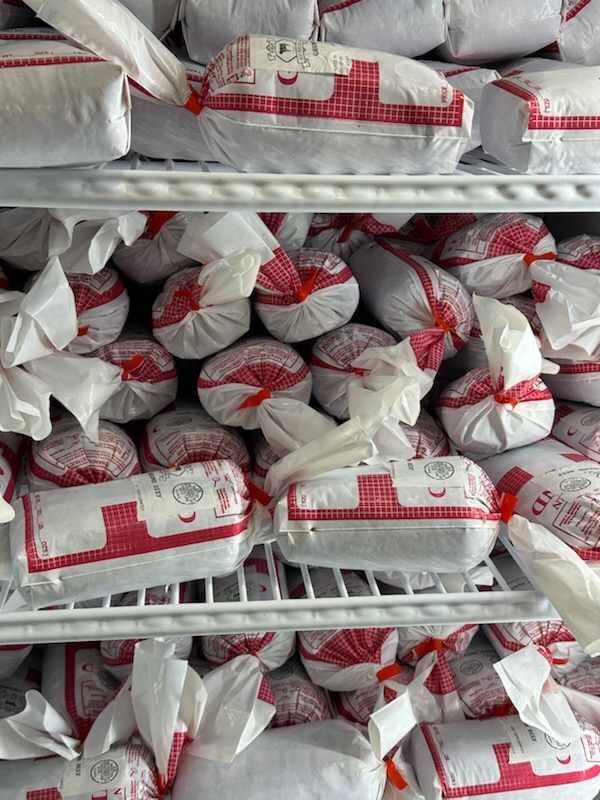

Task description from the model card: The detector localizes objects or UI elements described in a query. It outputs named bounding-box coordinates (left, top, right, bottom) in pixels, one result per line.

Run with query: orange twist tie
left=295, top=267, right=319, bottom=303
left=552, top=656, right=569, bottom=666
left=146, top=210, right=178, bottom=236
left=77, top=325, right=90, bottom=337
left=121, top=352, right=144, bottom=381
left=184, top=86, right=203, bottom=116
left=414, top=638, right=444, bottom=659
left=385, top=759, right=409, bottom=791
left=432, top=307, right=451, bottom=334
left=238, top=388, right=271, bottom=410
left=524, top=251, right=556, bottom=267
left=337, top=223, right=354, bottom=243
left=494, top=393, right=519, bottom=409
left=157, top=775, right=169, bottom=797
left=500, top=493, right=519, bottom=524
left=377, top=663, right=403, bottom=683
left=174, top=288, right=201, bottom=311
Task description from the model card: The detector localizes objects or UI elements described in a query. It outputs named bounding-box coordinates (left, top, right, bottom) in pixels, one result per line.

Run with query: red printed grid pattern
left=0, top=54, right=103, bottom=69
left=436, top=370, right=552, bottom=409
left=423, top=651, right=458, bottom=697
left=28, top=457, right=141, bottom=489
left=255, top=249, right=354, bottom=307
left=421, top=728, right=600, bottom=798
left=198, top=342, right=309, bottom=391
left=163, top=731, right=192, bottom=790
left=258, top=213, right=287, bottom=236
left=531, top=279, right=552, bottom=303
left=570, top=542, right=600, bottom=561
left=402, top=419, right=451, bottom=459
left=432, top=213, right=551, bottom=267
left=152, top=268, right=203, bottom=329
left=142, top=427, right=251, bottom=473
left=258, top=675, right=276, bottom=706
left=101, top=638, right=139, bottom=666
left=554, top=403, right=578, bottom=422
left=352, top=213, right=399, bottom=236
left=24, top=496, right=250, bottom=574
left=94, top=339, right=177, bottom=384
left=320, top=0, right=362, bottom=15
left=310, top=323, right=395, bottom=370
left=406, top=328, right=446, bottom=373
left=562, top=451, right=592, bottom=462
left=487, top=620, right=576, bottom=654
left=27, top=791, right=61, bottom=800
left=64, top=642, right=103, bottom=739
left=406, top=625, right=478, bottom=665
left=204, top=632, right=278, bottom=665
left=557, top=239, right=600, bottom=271
left=288, top=473, right=500, bottom=522
left=495, top=78, right=600, bottom=130
left=298, top=627, right=395, bottom=667
left=567, top=0, right=594, bottom=21
left=255, top=247, right=301, bottom=297
left=207, top=60, right=466, bottom=128
left=69, top=268, right=125, bottom=315
left=558, top=361, right=600, bottom=374
left=495, top=466, right=534, bottom=497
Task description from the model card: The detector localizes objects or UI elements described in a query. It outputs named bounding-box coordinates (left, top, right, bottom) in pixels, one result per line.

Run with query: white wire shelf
left=1, top=153, right=600, bottom=213
left=0, top=538, right=557, bottom=645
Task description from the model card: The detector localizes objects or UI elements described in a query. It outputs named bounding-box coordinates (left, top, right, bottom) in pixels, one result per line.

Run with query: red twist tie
left=295, top=267, right=319, bottom=303
left=414, top=638, right=444, bottom=659
left=246, top=478, right=273, bottom=507
left=337, top=223, right=354, bottom=243
left=432, top=307, right=451, bottom=334
left=157, top=774, right=169, bottom=797
left=146, top=210, right=178, bottom=236
left=174, top=288, right=201, bottom=311
left=494, top=393, right=519, bottom=409
left=77, top=325, right=89, bottom=337
left=377, top=663, right=403, bottom=683
left=385, top=759, right=409, bottom=791
left=121, top=352, right=144, bottom=381
left=238, top=388, right=271, bottom=410
left=184, top=85, right=203, bottom=116
left=524, top=251, right=556, bottom=266
left=500, top=493, right=519, bottom=524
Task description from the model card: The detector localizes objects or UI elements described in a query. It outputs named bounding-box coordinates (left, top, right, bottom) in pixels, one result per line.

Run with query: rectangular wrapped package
left=10, top=460, right=255, bottom=608
left=275, top=456, right=502, bottom=573
left=198, top=35, right=474, bottom=174
left=0, top=39, right=130, bottom=167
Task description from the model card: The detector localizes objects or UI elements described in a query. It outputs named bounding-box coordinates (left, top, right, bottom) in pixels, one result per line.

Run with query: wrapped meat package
left=304, top=212, right=414, bottom=260
left=349, top=240, right=474, bottom=364
left=552, top=401, right=600, bottom=461
left=437, top=0, right=563, bottom=64
left=267, top=657, right=332, bottom=728
left=63, top=267, right=130, bottom=355
left=258, top=213, right=313, bottom=254
left=399, top=409, right=451, bottom=459
left=0, top=38, right=129, bottom=168
left=141, top=404, right=250, bottom=474
left=112, top=211, right=197, bottom=286
left=480, top=67, right=600, bottom=174
left=557, top=0, right=600, bottom=65
left=28, top=414, right=140, bottom=491
left=197, top=35, right=474, bottom=174
left=480, top=439, right=600, bottom=562
left=182, top=0, right=318, bottom=66
left=449, top=634, right=515, bottom=719
left=172, top=720, right=385, bottom=800
left=560, top=656, right=600, bottom=696
left=397, top=624, right=478, bottom=665
left=435, top=296, right=556, bottom=456
left=412, top=714, right=600, bottom=800
left=291, top=570, right=398, bottom=691
left=319, top=0, right=445, bottom=57
left=10, top=460, right=256, bottom=608
left=543, top=359, right=600, bottom=406
left=93, top=332, right=178, bottom=423
left=429, top=213, right=556, bottom=299
left=275, top=456, right=502, bottom=573
left=202, top=546, right=296, bottom=671
left=333, top=662, right=414, bottom=725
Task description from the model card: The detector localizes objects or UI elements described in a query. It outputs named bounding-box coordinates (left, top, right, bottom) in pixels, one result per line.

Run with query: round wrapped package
left=333, top=662, right=414, bottom=725
left=253, top=248, right=360, bottom=344
left=552, top=401, right=600, bottom=462
left=543, top=359, right=600, bottom=406
left=399, top=409, right=451, bottom=459
left=397, top=624, right=479, bottom=665
left=556, top=233, right=600, bottom=271
left=449, top=634, right=515, bottom=719
left=480, top=439, right=600, bottom=563
left=28, top=414, right=141, bottom=491
left=112, top=211, right=196, bottom=285
left=310, top=323, right=397, bottom=419
left=93, top=332, right=178, bottom=423
left=202, top=546, right=295, bottom=672
left=276, top=456, right=502, bottom=574
left=304, top=212, right=414, bottom=260
left=258, top=213, right=313, bottom=253
left=64, top=267, right=130, bottom=355
left=100, top=584, right=195, bottom=681
left=429, top=213, right=556, bottom=298
left=290, top=569, right=399, bottom=692
left=319, top=0, right=445, bottom=57
left=152, top=249, right=260, bottom=359
left=266, top=657, right=332, bottom=728
left=141, top=404, right=251, bottom=474
left=559, top=656, right=600, bottom=696
left=349, top=240, right=474, bottom=363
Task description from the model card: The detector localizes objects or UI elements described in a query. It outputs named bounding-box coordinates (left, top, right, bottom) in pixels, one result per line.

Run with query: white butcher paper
left=276, top=457, right=501, bottom=573
left=437, top=0, right=563, bottom=64
left=120, top=0, right=180, bottom=38
left=23, top=0, right=193, bottom=108
left=172, top=720, right=386, bottom=800
left=0, top=39, right=130, bottom=168
left=197, top=35, right=473, bottom=174
left=0, top=362, right=53, bottom=441
left=542, top=359, right=600, bottom=407
left=319, top=0, right=445, bottom=58
left=435, top=296, right=556, bottom=456
left=10, top=460, right=256, bottom=608
left=0, top=207, right=52, bottom=270
left=552, top=402, right=600, bottom=462
left=480, top=67, right=600, bottom=174
left=558, top=0, right=600, bottom=65
left=267, top=657, right=332, bottom=727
